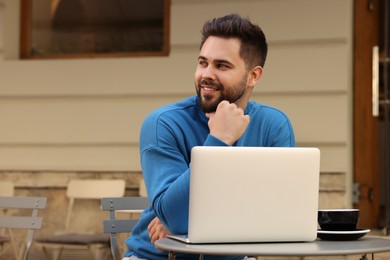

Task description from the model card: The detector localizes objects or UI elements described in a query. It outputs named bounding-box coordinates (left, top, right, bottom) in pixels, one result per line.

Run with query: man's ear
left=248, top=66, right=263, bottom=87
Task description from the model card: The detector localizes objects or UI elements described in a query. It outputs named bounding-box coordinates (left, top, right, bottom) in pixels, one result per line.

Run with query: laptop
left=168, top=146, right=320, bottom=244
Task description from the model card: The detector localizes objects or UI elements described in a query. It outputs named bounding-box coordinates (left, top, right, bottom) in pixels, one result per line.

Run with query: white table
left=155, top=236, right=390, bottom=260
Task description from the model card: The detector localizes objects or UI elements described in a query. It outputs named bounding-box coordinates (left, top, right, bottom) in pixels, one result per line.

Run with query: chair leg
left=109, top=234, right=118, bottom=260
left=41, top=246, right=51, bottom=260
left=21, top=229, right=34, bottom=260
left=0, top=236, right=17, bottom=260
left=54, top=246, right=64, bottom=260
left=8, top=229, right=19, bottom=260
left=41, top=245, right=64, bottom=260
left=0, top=241, right=18, bottom=260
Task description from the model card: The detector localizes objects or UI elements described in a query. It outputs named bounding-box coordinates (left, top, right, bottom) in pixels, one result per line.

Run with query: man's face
left=195, top=36, right=250, bottom=113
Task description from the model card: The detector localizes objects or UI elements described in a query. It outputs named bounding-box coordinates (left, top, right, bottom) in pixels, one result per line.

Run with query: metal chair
left=0, top=196, right=47, bottom=260
left=35, top=179, right=126, bottom=260
left=0, top=181, right=16, bottom=259
left=101, top=196, right=149, bottom=260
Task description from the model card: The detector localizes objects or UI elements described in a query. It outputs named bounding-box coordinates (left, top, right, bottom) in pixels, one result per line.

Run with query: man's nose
left=202, top=65, right=216, bottom=80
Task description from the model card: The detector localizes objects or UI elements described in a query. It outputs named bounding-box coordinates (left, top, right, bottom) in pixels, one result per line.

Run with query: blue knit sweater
left=125, top=96, right=295, bottom=260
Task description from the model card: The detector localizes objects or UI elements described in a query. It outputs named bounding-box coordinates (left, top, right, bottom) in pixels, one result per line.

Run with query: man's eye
left=198, top=60, right=207, bottom=66
left=218, top=64, right=228, bottom=69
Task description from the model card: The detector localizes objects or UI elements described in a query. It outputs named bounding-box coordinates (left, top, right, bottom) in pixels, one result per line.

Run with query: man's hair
left=200, top=13, right=268, bottom=69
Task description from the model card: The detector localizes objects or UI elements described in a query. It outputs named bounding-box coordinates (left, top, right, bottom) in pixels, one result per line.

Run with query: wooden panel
left=315, top=145, right=348, bottom=173
left=0, top=141, right=347, bottom=173
left=172, top=0, right=351, bottom=44
left=0, top=94, right=348, bottom=171
left=0, top=43, right=348, bottom=96
left=0, top=94, right=347, bottom=144
left=0, top=145, right=141, bottom=171
left=0, top=0, right=353, bottom=175
left=0, top=143, right=348, bottom=173
left=0, top=0, right=352, bottom=96
left=254, top=94, right=348, bottom=143
left=0, top=51, right=197, bottom=96
left=0, top=96, right=183, bottom=143
left=260, top=43, right=349, bottom=93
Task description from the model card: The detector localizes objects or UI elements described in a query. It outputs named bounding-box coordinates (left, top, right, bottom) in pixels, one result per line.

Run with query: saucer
left=317, top=229, right=370, bottom=241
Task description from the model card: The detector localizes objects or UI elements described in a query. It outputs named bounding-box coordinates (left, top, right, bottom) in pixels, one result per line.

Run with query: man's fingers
left=205, top=112, right=215, bottom=119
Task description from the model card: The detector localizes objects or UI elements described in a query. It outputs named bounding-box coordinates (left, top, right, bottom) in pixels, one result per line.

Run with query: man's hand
left=148, top=217, right=171, bottom=244
left=206, top=100, right=250, bottom=145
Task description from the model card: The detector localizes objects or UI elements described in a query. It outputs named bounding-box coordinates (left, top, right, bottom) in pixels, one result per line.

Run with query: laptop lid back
left=187, top=146, right=320, bottom=243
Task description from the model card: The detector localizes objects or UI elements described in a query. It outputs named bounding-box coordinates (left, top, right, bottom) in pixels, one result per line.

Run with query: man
left=123, top=14, right=295, bottom=260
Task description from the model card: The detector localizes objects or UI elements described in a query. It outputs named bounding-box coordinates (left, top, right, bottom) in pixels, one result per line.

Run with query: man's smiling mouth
left=202, top=86, right=219, bottom=91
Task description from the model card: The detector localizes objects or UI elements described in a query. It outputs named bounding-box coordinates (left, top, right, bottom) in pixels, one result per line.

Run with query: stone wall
left=319, top=172, right=347, bottom=209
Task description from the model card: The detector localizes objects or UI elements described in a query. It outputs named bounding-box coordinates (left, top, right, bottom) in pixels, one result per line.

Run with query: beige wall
left=0, top=0, right=353, bottom=205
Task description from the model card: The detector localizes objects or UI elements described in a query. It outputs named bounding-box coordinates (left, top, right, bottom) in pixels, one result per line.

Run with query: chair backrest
left=0, top=181, right=14, bottom=224
left=64, top=179, right=126, bottom=230
left=101, top=197, right=149, bottom=260
left=138, top=179, right=147, bottom=198
left=0, top=196, right=47, bottom=260
left=67, top=179, right=126, bottom=199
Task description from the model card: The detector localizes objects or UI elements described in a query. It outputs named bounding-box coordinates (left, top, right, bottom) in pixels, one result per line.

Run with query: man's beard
left=196, top=75, right=248, bottom=113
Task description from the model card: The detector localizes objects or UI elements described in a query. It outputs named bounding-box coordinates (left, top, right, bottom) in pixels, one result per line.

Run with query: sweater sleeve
left=141, top=146, right=190, bottom=234
left=140, top=113, right=227, bottom=234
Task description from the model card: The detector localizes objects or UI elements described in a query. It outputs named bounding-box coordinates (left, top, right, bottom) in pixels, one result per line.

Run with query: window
left=20, top=0, right=170, bottom=59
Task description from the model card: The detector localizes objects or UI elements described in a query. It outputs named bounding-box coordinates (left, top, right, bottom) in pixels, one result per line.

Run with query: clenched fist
left=206, top=100, right=250, bottom=145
